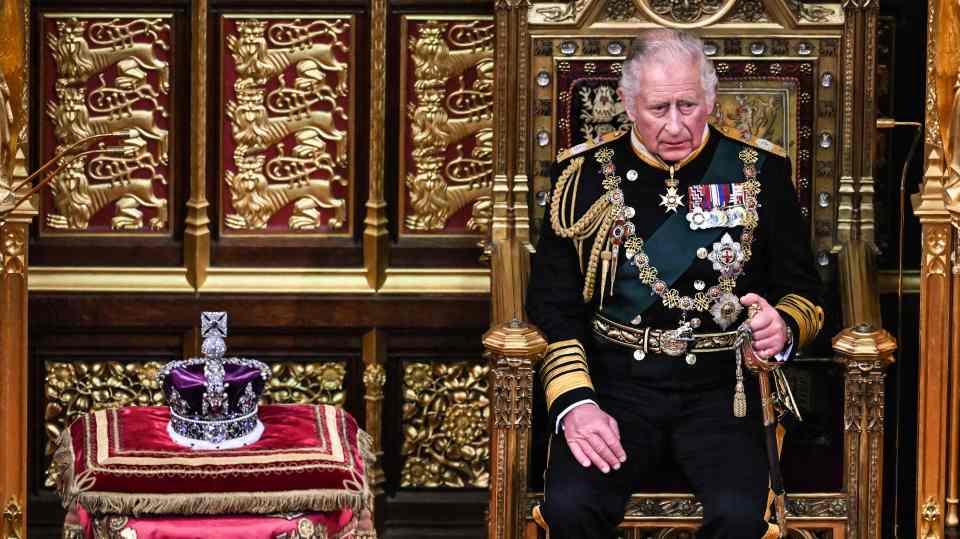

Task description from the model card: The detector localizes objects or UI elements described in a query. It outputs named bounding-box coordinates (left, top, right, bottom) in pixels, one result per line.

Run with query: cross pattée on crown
left=201, top=312, right=228, bottom=339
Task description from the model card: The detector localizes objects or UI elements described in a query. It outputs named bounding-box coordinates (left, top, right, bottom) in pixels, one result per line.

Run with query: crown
left=158, top=312, right=271, bottom=450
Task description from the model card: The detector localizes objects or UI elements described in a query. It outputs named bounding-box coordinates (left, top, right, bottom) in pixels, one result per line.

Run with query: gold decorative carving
left=223, top=17, right=352, bottom=233
left=403, top=19, right=494, bottom=234
left=185, top=0, right=210, bottom=290
left=43, top=361, right=166, bottom=487
left=400, top=361, right=490, bottom=487
left=363, top=363, right=386, bottom=400
left=833, top=326, right=896, bottom=539
left=921, top=497, right=941, bottom=539
left=43, top=16, right=171, bottom=232
left=637, top=0, right=738, bottom=27
left=364, top=0, right=389, bottom=289
left=721, top=0, right=771, bottom=23
left=534, top=0, right=589, bottom=23
left=2, top=497, right=22, bottom=539
left=1, top=225, right=24, bottom=275
left=262, top=361, right=347, bottom=407
left=0, top=73, right=14, bottom=197
left=925, top=226, right=949, bottom=276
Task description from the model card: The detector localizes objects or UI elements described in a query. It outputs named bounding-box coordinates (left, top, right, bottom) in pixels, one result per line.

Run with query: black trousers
left=539, top=357, right=770, bottom=539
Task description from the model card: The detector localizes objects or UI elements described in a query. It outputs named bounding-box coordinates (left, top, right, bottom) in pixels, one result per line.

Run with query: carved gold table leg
left=484, top=320, right=546, bottom=539
left=0, top=219, right=28, bottom=539
left=832, top=325, right=896, bottom=539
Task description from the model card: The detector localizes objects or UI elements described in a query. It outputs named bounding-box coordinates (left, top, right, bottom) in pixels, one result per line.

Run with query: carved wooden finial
left=482, top=320, right=548, bottom=360
left=831, top=324, right=897, bottom=367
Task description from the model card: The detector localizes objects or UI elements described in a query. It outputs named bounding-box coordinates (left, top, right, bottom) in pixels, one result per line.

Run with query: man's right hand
left=561, top=403, right=627, bottom=473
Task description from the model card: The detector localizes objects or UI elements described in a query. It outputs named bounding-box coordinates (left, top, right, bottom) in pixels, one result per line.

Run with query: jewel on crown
left=158, top=312, right=271, bottom=450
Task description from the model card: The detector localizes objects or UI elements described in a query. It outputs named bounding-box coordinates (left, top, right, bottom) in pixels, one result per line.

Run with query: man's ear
left=618, top=88, right=636, bottom=123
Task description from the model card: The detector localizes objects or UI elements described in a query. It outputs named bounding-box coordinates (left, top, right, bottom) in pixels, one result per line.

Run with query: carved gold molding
left=364, top=0, right=389, bottom=289
left=400, top=360, right=490, bottom=487
left=27, top=266, right=491, bottom=294
left=362, top=329, right=387, bottom=496
left=186, top=0, right=210, bottom=289
left=28, top=266, right=193, bottom=292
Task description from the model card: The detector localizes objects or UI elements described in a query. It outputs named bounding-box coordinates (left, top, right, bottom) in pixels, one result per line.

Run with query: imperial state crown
left=158, top=312, right=271, bottom=449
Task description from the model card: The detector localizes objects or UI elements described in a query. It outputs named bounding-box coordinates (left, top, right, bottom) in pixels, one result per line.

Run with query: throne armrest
left=483, top=319, right=547, bottom=539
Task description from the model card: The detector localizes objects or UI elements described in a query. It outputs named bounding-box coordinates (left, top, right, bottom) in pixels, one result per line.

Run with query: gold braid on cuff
left=540, top=339, right=594, bottom=410
left=775, top=294, right=824, bottom=348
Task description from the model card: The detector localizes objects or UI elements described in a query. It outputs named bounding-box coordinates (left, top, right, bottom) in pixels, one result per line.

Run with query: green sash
left=601, top=138, right=767, bottom=324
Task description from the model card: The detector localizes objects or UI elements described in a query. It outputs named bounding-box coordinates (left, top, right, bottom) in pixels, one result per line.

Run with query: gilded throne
left=483, top=1, right=895, bottom=538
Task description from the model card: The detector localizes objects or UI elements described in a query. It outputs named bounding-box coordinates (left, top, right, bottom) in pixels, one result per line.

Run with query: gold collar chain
left=595, top=145, right=763, bottom=330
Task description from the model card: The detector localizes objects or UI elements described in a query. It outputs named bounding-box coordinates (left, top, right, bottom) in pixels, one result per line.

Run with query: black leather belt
left=592, top=315, right=738, bottom=362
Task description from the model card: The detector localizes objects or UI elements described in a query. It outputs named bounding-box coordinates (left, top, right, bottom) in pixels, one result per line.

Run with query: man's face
left=621, top=58, right=714, bottom=162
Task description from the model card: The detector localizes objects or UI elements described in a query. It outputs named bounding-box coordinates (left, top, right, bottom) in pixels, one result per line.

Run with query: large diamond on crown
left=158, top=312, right=271, bottom=450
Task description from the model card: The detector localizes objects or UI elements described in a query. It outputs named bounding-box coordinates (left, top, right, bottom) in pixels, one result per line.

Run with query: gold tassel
left=734, top=354, right=747, bottom=418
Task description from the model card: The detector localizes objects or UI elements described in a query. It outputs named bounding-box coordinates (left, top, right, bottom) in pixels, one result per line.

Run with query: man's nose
left=664, top=106, right=683, bottom=134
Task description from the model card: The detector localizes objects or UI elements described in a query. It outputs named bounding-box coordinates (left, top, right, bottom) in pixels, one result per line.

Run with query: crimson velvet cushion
left=54, top=404, right=374, bottom=517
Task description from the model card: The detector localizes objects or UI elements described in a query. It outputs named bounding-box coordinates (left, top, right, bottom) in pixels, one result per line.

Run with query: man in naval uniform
left=526, top=29, right=824, bottom=538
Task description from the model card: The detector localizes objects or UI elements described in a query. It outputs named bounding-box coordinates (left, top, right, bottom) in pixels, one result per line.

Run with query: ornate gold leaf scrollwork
left=648, top=0, right=727, bottom=23
left=2, top=497, right=23, bottom=539
left=261, top=361, right=347, bottom=407
left=921, top=496, right=942, bottom=539
left=44, top=17, right=170, bottom=232
left=43, top=361, right=166, bottom=487
left=224, top=17, right=351, bottom=233
left=400, top=361, right=490, bottom=487
left=363, top=363, right=386, bottom=399
left=1, top=225, right=25, bottom=275
left=404, top=20, right=494, bottom=233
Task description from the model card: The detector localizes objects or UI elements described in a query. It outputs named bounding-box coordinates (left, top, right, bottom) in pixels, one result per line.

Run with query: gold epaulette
left=717, top=125, right=787, bottom=158
left=555, top=128, right=630, bottom=163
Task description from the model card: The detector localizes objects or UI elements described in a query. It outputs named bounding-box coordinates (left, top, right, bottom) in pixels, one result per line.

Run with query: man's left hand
left=739, top=293, right=788, bottom=360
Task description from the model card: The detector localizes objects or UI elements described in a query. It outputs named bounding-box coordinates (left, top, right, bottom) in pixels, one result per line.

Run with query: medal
left=708, top=233, right=745, bottom=278
left=659, top=165, right=684, bottom=213
left=711, top=292, right=743, bottom=329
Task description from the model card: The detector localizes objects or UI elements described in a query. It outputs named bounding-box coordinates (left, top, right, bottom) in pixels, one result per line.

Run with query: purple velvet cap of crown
left=162, top=360, right=268, bottom=416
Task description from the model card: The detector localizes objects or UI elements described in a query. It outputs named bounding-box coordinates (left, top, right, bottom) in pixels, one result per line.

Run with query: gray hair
left=618, top=29, right=718, bottom=107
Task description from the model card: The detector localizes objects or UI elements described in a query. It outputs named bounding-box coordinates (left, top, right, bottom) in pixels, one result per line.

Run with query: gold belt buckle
left=659, top=323, right=694, bottom=357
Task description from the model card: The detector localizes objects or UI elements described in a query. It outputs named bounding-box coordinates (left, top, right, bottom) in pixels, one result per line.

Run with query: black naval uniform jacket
left=527, top=125, right=824, bottom=428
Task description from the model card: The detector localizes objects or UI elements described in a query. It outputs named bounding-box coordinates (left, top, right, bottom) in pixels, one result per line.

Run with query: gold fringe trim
left=73, top=489, right=371, bottom=517
left=53, top=428, right=78, bottom=508
left=58, top=426, right=378, bottom=519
